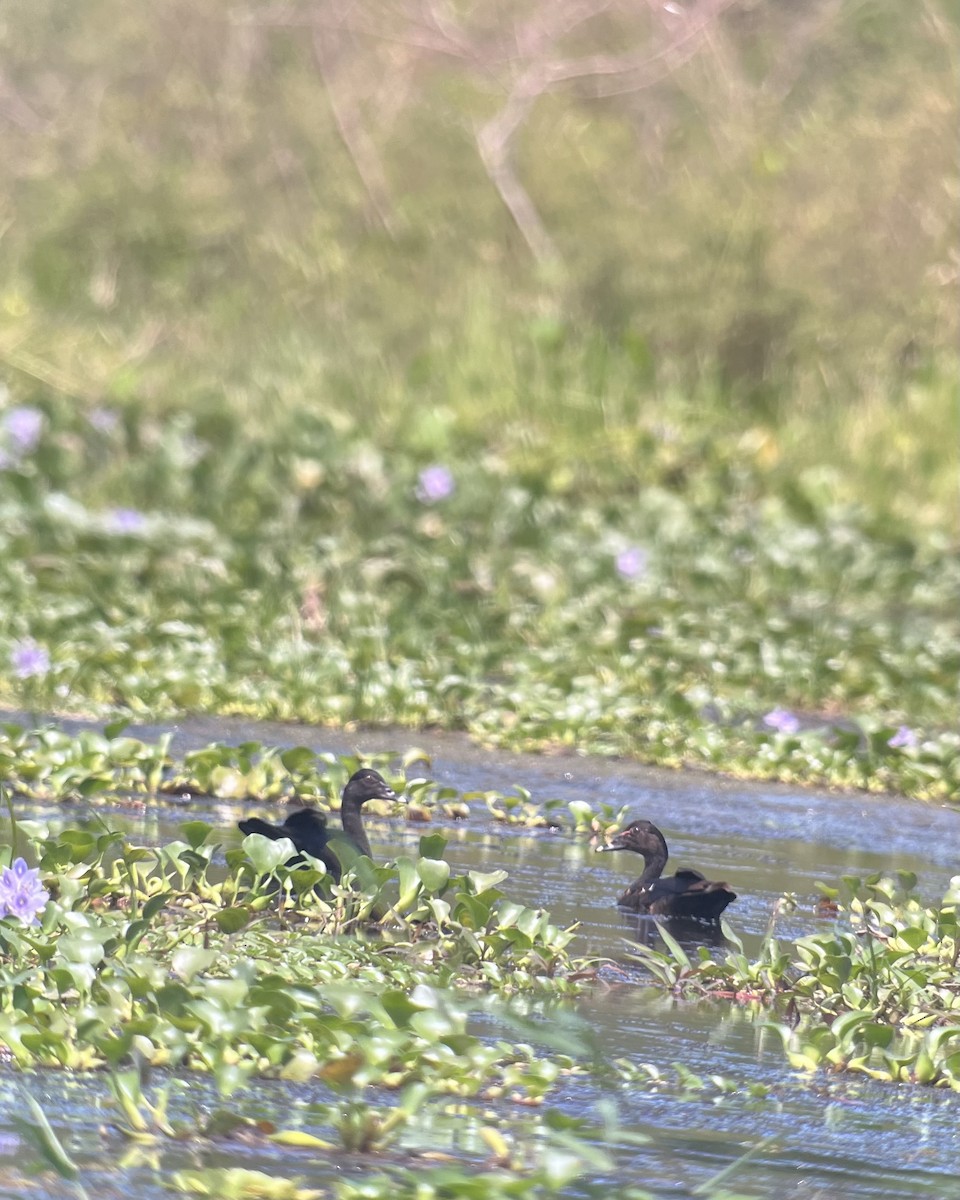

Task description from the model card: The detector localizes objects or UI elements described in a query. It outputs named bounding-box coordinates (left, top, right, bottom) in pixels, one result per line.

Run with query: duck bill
left=595, top=838, right=626, bottom=853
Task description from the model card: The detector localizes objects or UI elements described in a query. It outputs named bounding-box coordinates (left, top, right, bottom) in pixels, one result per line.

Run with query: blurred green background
left=0, top=0, right=957, bottom=794
left=3, top=1, right=957, bottom=470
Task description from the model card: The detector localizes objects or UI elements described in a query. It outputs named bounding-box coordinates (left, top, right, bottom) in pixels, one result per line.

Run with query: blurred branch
left=313, top=16, right=399, bottom=236
left=232, top=1, right=741, bottom=261
left=477, top=0, right=734, bottom=261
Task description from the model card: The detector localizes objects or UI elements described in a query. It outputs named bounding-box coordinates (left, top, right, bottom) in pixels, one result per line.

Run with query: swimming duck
left=238, top=767, right=396, bottom=881
left=595, top=819, right=736, bottom=920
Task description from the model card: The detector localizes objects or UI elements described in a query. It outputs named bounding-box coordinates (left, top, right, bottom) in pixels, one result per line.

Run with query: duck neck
left=340, top=798, right=373, bottom=858
left=636, top=845, right=668, bottom=889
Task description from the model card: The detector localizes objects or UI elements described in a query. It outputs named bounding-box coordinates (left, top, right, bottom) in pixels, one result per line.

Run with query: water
left=1, top=712, right=958, bottom=1197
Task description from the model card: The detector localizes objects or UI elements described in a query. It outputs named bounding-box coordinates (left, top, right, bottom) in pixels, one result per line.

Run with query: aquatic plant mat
left=0, top=733, right=957, bottom=1198
left=0, top=375, right=957, bottom=805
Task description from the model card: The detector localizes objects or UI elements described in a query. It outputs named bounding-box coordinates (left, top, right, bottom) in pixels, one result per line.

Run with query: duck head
left=595, top=819, right=668, bottom=859
left=343, top=767, right=397, bottom=805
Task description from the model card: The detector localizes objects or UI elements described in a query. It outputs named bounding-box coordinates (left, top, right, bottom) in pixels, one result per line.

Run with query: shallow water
left=1, top=712, right=958, bottom=1198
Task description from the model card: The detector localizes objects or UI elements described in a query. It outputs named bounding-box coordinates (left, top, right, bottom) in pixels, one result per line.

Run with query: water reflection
left=617, top=910, right=730, bottom=953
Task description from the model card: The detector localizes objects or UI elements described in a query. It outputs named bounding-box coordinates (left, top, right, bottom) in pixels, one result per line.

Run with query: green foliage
left=628, top=875, right=960, bottom=1090
left=0, top=0, right=956, bottom=804
left=171, top=1170, right=321, bottom=1199
left=0, top=818, right=584, bottom=1092
left=0, top=0, right=955, bottom=401
left=11, top=1089, right=85, bottom=1190
left=0, top=389, right=957, bottom=800
left=2, top=809, right=957, bottom=1200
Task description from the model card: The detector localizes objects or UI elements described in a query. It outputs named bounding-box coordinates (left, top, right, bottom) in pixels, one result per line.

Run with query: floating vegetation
left=629, top=873, right=960, bottom=1090
left=0, top=730, right=957, bottom=1200
left=0, top=390, right=956, bottom=803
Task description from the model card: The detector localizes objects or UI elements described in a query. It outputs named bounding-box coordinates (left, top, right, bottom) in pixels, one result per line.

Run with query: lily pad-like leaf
left=216, top=906, right=252, bottom=934
left=417, top=857, right=450, bottom=893
left=242, top=834, right=296, bottom=875
left=279, top=746, right=316, bottom=773
left=181, top=821, right=213, bottom=850
left=418, top=832, right=447, bottom=860
left=171, top=947, right=218, bottom=983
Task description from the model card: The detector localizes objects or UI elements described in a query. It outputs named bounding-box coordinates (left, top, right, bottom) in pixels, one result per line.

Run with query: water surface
left=1, top=712, right=957, bottom=1197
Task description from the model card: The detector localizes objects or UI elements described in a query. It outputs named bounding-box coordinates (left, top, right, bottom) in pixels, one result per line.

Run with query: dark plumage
left=238, top=767, right=396, bottom=881
left=595, top=819, right=736, bottom=921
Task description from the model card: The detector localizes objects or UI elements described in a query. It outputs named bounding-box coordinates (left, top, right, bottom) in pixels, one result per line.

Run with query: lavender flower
left=416, top=465, right=455, bottom=504
left=106, top=507, right=146, bottom=534
left=4, top=406, right=44, bottom=453
left=88, top=407, right=120, bottom=434
left=888, top=725, right=918, bottom=751
left=763, top=707, right=800, bottom=735
left=0, top=857, right=49, bottom=926
left=615, top=546, right=648, bottom=580
left=10, top=638, right=50, bottom=679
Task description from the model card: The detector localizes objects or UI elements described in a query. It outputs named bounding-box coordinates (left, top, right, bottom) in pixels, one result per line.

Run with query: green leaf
left=269, top=1130, right=334, bottom=1149
left=418, top=832, right=448, bottom=860
left=172, top=947, right=218, bottom=983
left=242, top=834, right=295, bottom=874
left=181, top=821, right=213, bottom=850
left=216, top=907, right=253, bottom=933
left=656, top=921, right=691, bottom=969
left=12, top=1091, right=79, bottom=1181
left=417, top=857, right=450, bottom=893
left=279, top=747, right=316, bottom=773
left=142, top=893, right=167, bottom=921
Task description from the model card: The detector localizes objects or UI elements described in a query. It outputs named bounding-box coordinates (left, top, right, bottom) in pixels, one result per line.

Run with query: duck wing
left=652, top=872, right=736, bottom=920
left=239, top=810, right=342, bottom=879
left=238, top=817, right=289, bottom=841
left=620, top=868, right=736, bottom=920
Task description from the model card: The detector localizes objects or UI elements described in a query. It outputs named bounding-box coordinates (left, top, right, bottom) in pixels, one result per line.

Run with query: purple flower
left=0, top=857, right=49, bottom=926
left=106, top=507, right=146, bottom=533
left=615, top=546, right=648, bottom=580
left=888, top=725, right=918, bottom=751
left=88, top=407, right=120, bottom=434
left=763, top=707, right=800, bottom=735
left=10, top=638, right=50, bottom=679
left=3, top=407, right=44, bottom=453
left=416, top=465, right=455, bottom=504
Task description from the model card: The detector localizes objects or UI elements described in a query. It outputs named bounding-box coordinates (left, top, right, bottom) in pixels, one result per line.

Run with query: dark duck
left=595, top=819, right=736, bottom=921
left=238, top=767, right=396, bottom=881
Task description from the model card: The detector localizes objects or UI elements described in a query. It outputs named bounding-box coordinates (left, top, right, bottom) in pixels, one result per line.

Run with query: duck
left=595, top=819, right=736, bottom=920
left=238, top=767, right=397, bottom=881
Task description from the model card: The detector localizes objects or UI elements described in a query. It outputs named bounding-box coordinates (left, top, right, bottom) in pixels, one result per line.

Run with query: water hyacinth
left=88, top=406, right=120, bottom=434
left=763, top=707, right=800, bottom=735
left=106, top=507, right=147, bottom=534
left=615, top=546, right=648, bottom=580
left=3, top=406, right=44, bottom=453
left=888, top=725, right=918, bottom=751
left=416, top=465, right=455, bottom=503
left=0, top=857, right=49, bottom=925
left=10, top=638, right=50, bottom=679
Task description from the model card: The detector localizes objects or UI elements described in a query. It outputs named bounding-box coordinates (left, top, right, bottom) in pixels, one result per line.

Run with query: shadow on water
left=1, top=711, right=958, bottom=1198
